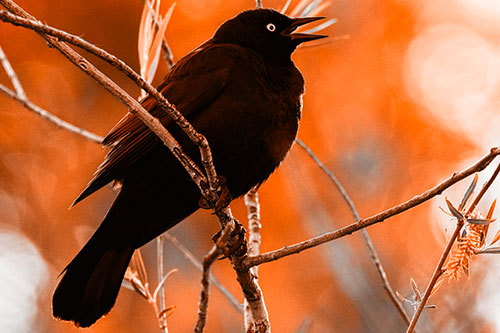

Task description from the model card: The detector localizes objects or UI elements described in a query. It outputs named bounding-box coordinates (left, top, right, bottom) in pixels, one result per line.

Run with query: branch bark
left=0, top=8, right=220, bottom=193
left=194, top=223, right=235, bottom=332
left=243, top=147, right=500, bottom=268
left=243, top=187, right=268, bottom=332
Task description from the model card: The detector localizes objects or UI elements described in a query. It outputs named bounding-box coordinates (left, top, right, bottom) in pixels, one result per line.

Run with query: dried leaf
left=430, top=278, right=444, bottom=299
left=138, top=0, right=154, bottom=77
left=490, top=229, right=500, bottom=247
left=439, top=205, right=455, bottom=217
left=479, top=246, right=500, bottom=254
left=145, top=3, right=176, bottom=83
left=124, top=268, right=149, bottom=300
left=290, top=0, right=310, bottom=16
left=308, top=2, right=331, bottom=17
left=410, top=278, right=421, bottom=302
left=130, top=249, right=148, bottom=283
left=486, top=199, right=497, bottom=220
left=301, top=0, right=323, bottom=16
left=302, top=18, right=336, bottom=34
left=481, top=199, right=496, bottom=245
left=280, top=0, right=292, bottom=13
left=459, top=174, right=478, bottom=211
left=467, top=218, right=495, bottom=225
left=159, top=305, right=176, bottom=320
left=446, top=198, right=464, bottom=220
left=153, top=268, right=179, bottom=303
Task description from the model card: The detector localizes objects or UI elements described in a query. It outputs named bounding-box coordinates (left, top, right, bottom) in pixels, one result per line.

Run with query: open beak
left=282, top=16, right=328, bottom=44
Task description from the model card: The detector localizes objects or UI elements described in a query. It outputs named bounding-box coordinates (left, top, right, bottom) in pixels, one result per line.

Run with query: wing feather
left=72, top=43, right=242, bottom=206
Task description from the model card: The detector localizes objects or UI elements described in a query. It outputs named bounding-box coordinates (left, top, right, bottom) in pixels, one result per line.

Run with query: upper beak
left=282, top=16, right=328, bottom=44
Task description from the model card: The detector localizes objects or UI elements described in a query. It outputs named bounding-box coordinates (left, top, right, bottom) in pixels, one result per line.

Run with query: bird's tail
left=52, top=234, right=134, bottom=328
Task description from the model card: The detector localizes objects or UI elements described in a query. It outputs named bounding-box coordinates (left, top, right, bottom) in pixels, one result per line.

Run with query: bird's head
left=213, top=8, right=327, bottom=61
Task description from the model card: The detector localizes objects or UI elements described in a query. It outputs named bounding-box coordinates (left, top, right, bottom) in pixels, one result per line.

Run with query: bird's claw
left=212, top=220, right=247, bottom=258
left=198, top=175, right=232, bottom=212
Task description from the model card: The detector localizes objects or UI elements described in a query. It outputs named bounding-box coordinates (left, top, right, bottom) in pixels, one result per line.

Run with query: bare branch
left=0, top=45, right=26, bottom=99
left=243, top=187, right=265, bottom=331
left=194, top=222, right=235, bottom=332
left=296, top=139, right=411, bottom=325
left=156, top=236, right=168, bottom=333
left=0, top=83, right=104, bottom=143
left=0, top=44, right=103, bottom=143
left=244, top=147, right=500, bottom=268
left=245, top=187, right=262, bottom=259
left=0, top=8, right=223, bottom=193
left=407, top=161, right=500, bottom=332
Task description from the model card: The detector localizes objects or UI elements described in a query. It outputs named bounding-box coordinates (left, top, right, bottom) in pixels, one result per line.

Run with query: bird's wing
left=72, top=43, right=241, bottom=206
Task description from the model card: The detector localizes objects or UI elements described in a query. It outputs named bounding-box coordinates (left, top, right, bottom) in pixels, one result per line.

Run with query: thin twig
left=156, top=236, right=168, bottom=333
left=163, top=233, right=243, bottom=312
left=0, top=45, right=26, bottom=99
left=194, top=223, right=235, bottom=333
left=0, top=84, right=104, bottom=143
left=296, top=139, right=411, bottom=325
left=407, top=161, right=500, bottom=332
left=0, top=43, right=103, bottom=143
left=243, top=147, right=500, bottom=268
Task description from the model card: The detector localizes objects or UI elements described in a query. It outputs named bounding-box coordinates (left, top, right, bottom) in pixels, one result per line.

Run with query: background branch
left=296, top=138, right=411, bottom=325
left=0, top=83, right=104, bottom=144
left=0, top=44, right=25, bottom=98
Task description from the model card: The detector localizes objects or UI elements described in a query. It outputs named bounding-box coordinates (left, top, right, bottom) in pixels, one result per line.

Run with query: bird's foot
left=198, top=175, right=232, bottom=213
left=212, top=220, right=248, bottom=258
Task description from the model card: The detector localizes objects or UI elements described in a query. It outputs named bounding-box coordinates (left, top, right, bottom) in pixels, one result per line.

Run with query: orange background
left=0, top=0, right=498, bottom=332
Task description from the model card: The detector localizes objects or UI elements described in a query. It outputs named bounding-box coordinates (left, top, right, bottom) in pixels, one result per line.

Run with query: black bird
left=52, top=8, right=326, bottom=327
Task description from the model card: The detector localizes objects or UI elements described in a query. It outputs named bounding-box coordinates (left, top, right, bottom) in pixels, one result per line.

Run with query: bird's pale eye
left=266, top=23, right=276, bottom=32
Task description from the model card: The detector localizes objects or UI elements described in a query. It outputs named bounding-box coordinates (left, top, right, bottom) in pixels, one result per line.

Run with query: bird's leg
left=212, top=219, right=248, bottom=258
left=197, top=175, right=232, bottom=213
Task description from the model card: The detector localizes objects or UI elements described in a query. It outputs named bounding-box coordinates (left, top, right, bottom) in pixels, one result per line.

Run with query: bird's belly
left=190, top=95, right=299, bottom=198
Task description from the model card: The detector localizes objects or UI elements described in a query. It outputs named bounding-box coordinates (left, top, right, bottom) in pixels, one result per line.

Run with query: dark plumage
left=52, top=8, right=326, bottom=327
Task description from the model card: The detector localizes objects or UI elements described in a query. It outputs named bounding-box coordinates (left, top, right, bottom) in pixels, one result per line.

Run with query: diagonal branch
left=0, top=8, right=221, bottom=193
left=0, top=45, right=25, bottom=98
left=296, top=138, right=411, bottom=325
left=243, top=147, right=500, bottom=268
